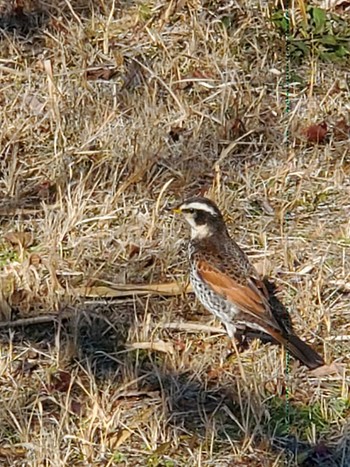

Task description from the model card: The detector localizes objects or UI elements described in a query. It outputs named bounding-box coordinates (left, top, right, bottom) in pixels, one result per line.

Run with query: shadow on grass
left=135, top=364, right=349, bottom=466
left=0, top=298, right=347, bottom=466
left=0, top=2, right=48, bottom=37
left=0, top=302, right=130, bottom=378
left=0, top=1, right=135, bottom=38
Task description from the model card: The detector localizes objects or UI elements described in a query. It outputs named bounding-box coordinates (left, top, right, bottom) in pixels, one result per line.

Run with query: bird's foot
left=235, top=333, right=250, bottom=352
left=225, top=333, right=249, bottom=360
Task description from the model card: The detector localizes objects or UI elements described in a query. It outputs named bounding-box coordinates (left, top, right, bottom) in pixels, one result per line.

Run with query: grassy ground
left=0, top=0, right=350, bottom=465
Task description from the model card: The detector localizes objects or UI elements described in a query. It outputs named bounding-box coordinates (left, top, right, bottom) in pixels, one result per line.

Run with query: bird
left=173, top=196, right=325, bottom=370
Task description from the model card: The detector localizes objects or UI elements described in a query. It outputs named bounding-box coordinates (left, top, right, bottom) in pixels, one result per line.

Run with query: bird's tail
left=282, top=333, right=324, bottom=369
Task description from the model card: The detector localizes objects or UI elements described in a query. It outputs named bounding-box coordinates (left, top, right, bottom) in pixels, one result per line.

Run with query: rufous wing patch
left=197, top=260, right=269, bottom=319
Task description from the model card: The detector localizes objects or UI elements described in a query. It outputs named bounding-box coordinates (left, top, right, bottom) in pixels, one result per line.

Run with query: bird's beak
left=172, top=202, right=183, bottom=214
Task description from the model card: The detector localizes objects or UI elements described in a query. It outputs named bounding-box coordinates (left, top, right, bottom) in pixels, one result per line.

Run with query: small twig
left=329, top=280, right=350, bottom=292
left=326, top=335, right=350, bottom=341
left=0, top=313, right=70, bottom=328
left=159, top=321, right=224, bottom=334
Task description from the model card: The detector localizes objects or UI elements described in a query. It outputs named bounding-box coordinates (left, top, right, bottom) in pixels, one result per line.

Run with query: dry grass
left=0, top=0, right=349, bottom=465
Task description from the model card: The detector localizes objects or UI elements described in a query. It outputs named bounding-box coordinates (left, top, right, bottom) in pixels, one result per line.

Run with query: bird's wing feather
left=197, top=259, right=279, bottom=329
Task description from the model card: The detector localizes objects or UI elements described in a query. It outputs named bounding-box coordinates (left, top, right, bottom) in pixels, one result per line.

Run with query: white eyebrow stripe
left=180, top=201, right=217, bottom=215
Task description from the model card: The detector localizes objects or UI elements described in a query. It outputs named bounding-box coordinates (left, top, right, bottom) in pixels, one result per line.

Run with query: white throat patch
left=190, top=223, right=211, bottom=240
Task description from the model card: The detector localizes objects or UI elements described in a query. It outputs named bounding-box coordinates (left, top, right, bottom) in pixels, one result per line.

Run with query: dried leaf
left=153, top=441, right=172, bottom=456
left=70, top=400, right=83, bottom=415
left=174, top=338, right=186, bottom=351
left=86, top=67, right=116, bottom=81
left=0, top=445, right=26, bottom=458
left=34, top=180, right=56, bottom=200
left=192, top=69, right=215, bottom=80
left=227, top=118, right=246, bottom=139
left=333, top=118, right=350, bottom=141
left=336, top=2, right=350, bottom=13
left=29, top=253, right=41, bottom=266
left=49, top=370, right=72, bottom=393
left=113, top=429, right=133, bottom=449
left=304, top=122, right=328, bottom=143
left=113, top=407, right=154, bottom=448
left=34, top=59, right=45, bottom=71
left=126, top=340, right=175, bottom=355
left=127, top=243, right=140, bottom=258
left=310, top=362, right=344, bottom=377
left=73, top=281, right=192, bottom=298
left=4, top=231, right=34, bottom=248
left=207, top=367, right=224, bottom=379
left=0, top=275, right=15, bottom=299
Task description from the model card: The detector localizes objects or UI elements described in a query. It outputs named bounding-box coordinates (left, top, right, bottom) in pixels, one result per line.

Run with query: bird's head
left=173, top=197, right=227, bottom=240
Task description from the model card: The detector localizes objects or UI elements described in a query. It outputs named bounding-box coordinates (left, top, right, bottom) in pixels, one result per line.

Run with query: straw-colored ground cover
left=0, top=1, right=349, bottom=465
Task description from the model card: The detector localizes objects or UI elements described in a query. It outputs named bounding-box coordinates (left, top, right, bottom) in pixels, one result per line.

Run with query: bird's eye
left=182, top=207, right=196, bottom=215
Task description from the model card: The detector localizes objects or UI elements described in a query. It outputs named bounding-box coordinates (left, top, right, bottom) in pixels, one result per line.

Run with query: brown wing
left=197, top=259, right=280, bottom=330
left=197, top=260, right=325, bottom=369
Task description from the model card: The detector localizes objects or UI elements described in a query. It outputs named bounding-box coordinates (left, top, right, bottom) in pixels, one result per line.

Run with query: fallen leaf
left=49, top=370, right=72, bottom=393
left=0, top=446, right=26, bottom=459
left=4, top=231, right=33, bottom=248
left=86, top=67, right=116, bottom=81
left=199, top=186, right=210, bottom=197
left=310, top=362, right=344, bottom=377
left=174, top=338, right=186, bottom=351
left=152, top=441, right=172, bottom=456
left=333, top=118, right=350, bottom=141
left=127, top=243, right=140, bottom=258
left=192, top=69, right=215, bottom=80
left=207, top=367, right=224, bottom=379
left=304, top=122, right=328, bottom=143
left=35, top=180, right=56, bottom=201
left=335, top=0, right=350, bottom=15
left=113, top=429, right=133, bottom=449
left=70, top=400, right=83, bottom=415
left=227, top=118, right=246, bottom=138
left=126, top=340, right=175, bottom=355
left=29, top=253, right=41, bottom=266
left=73, top=281, right=192, bottom=298
left=112, top=407, right=154, bottom=449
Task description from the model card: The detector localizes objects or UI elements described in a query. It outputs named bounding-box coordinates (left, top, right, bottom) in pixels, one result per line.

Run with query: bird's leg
left=233, top=329, right=250, bottom=352
left=225, top=324, right=249, bottom=355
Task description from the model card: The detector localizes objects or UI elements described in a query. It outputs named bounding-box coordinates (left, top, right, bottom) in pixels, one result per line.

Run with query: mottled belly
left=190, top=268, right=237, bottom=323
